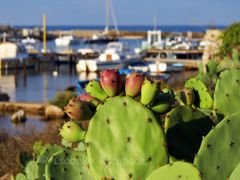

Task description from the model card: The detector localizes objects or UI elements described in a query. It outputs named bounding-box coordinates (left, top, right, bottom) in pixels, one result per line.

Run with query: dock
left=0, top=58, right=36, bottom=70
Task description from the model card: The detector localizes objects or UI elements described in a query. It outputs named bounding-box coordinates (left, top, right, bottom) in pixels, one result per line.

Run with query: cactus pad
left=37, top=145, right=62, bottom=180
left=194, top=111, right=240, bottom=180
left=146, top=161, right=202, bottom=180
left=185, top=78, right=213, bottom=109
left=165, top=106, right=214, bottom=162
left=229, top=161, right=240, bottom=180
left=45, top=149, right=93, bottom=180
left=85, top=96, right=168, bottom=179
left=214, top=69, right=240, bottom=116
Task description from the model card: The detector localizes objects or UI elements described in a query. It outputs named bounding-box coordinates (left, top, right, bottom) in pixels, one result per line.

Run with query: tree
left=218, top=22, right=240, bottom=58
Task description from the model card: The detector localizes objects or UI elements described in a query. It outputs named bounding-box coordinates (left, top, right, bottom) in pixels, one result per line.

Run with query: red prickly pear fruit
left=79, top=93, right=101, bottom=106
left=79, top=93, right=93, bottom=102
left=59, top=121, right=85, bottom=142
left=100, top=70, right=122, bottom=97
left=64, top=98, right=93, bottom=121
left=125, top=73, right=144, bottom=97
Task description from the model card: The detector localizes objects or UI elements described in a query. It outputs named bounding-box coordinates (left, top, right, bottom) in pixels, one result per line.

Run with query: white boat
left=21, top=37, right=38, bottom=45
left=76, top=42, right=142, bottom=72
left=55, top=35, right=79, bottom=46
left=0, top=42, right=28, bottom=60
left=148, top=62, right=185, bottom=73
left=21, top=37, right=40, bottom=53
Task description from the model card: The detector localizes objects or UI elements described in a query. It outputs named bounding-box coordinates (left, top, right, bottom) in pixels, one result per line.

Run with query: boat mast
left=109, top=0, right=119, bottom=34
left=153, top=13, right=157, bottom=31
left=105, top=0, right=109, bottom=34
left=43, top=13, right=47, bottom=53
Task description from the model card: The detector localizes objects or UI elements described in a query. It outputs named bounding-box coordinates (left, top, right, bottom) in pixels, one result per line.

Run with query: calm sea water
left=0, top=38, right=142, bottom=103
left=14, top=25, right=226, bottom=32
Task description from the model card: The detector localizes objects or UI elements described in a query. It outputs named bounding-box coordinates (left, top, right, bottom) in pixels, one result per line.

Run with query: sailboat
left=84, top=0, right=118, bottom=44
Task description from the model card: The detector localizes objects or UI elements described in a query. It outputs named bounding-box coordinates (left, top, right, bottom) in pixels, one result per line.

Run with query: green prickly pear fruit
left=125, top=72, right=144, bottom=97
left=64, top=98, right=93, bottom=121
left=141, top=79, right=159, bottom=105
left=59, top=121, right=85, bottom=143
left=151, top=90, right=174, bottom=114
left=184, top=88, right=195, bottom=106
left=100, top=69, right=122, bottom=97
left=85, top=80, right=108, bottom=101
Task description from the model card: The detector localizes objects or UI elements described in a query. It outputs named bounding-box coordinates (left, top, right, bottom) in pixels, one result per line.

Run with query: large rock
left=45, top=105, right=64, bottom=120
left=11, top=109, right=27, bottom=123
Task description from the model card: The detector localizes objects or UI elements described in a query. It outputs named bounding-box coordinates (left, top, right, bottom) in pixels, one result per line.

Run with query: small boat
left=84, top=34, right=117, bottom=44
left=55, top=35, right=79, bottom=46
left=76, top=42, right=142, bottom=72
left=21, top=37, right=40, bottom=54
left=0, top=42, right=28, bottom=60
left=148, top=62, right=185, bottom=73
left=128, top=61, right=149, bottom=73
left=129, top=61, right=185, bottom=73
left=0, top=42, right=33, bottom=69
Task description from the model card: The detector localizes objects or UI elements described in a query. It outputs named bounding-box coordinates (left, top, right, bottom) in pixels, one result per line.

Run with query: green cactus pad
left=85, top=96, right=168, bottom=179
left=194, top=111, right=240, bottom=180
left=214, top=69, right=240, bottom=116
left=15, top=173, right=27, bottom=180
left=185, top=78, right=213, bottom=109
left=229, top=161, right=240, bottom=180
left=25, top=161, right=38, bottom=180
left=45, top=149, right=93, bottom=180
left=146, top=161, right=202, bottom=180
left=165, top=106, right=214, bottom=162
left=37, top=145, right=62, bottom=180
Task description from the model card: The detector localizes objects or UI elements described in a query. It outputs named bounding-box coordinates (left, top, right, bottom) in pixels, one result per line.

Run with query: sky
left=0, top=0, right=239, bottom=26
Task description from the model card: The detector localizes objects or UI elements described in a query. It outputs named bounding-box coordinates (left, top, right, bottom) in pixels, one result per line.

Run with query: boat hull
left=84, top=38, right=118, bottom=44
left=77, top=58, right=141, bottom=72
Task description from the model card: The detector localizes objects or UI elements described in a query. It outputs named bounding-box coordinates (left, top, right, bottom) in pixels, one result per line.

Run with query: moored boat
left=76, top=42, right=143, bottom=72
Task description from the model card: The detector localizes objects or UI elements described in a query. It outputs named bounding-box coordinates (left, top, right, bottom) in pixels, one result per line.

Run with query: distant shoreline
left=13, top=25, right=226, bottom=33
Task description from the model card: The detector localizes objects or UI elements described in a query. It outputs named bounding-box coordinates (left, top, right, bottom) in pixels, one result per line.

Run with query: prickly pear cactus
left=146, top=161, right=202, bottom=180
left=64, top=98, right=93, bottom=121
left=150, top=89, right=175, bottom=114
left=214, top=69, right=240, bottom=116
left=85, top=80, right=108, bottom=101
left=165, top=106, right=214, bottom=162
left=15, top=173, right=27, bottom=180
left=37, top=145, right=62, bottom=180
left=85, top=96, right=168, bottom=179
left=185, top=78, right=213, bottom=109
left=141, top=79, right=159, bottom=105
left=125, top=73, right=144, bottom=97
left=194, top=111, right=240, bottom=180
left=100, top=69, right=122, bottom=97
left=229, top=161, right=240, bottom=180
left=59, top=121, right=85, bottom=143
left=45, top=149, right=93, bottom=180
